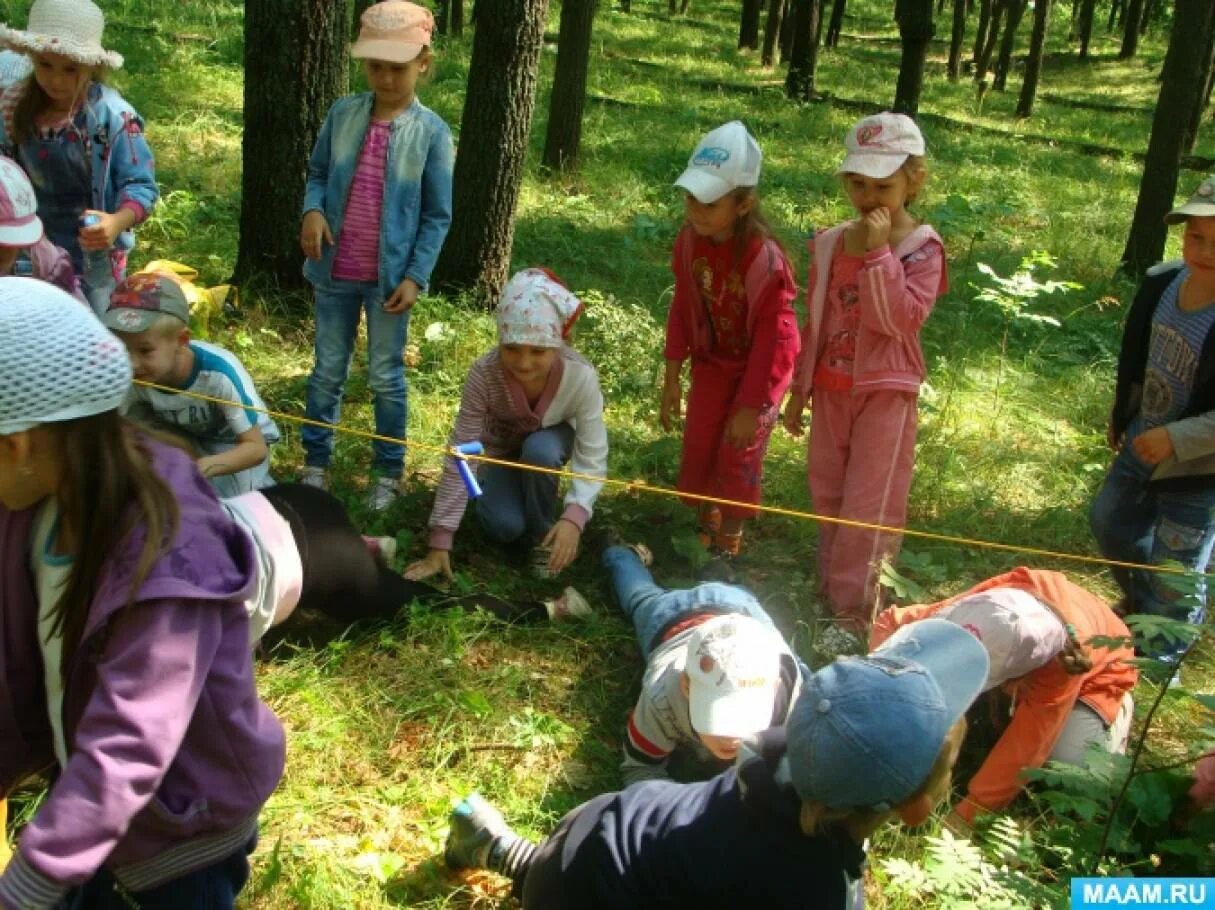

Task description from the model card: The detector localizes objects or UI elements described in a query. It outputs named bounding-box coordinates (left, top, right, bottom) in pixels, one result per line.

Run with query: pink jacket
left=791, top=223, right=947, bottom=398
left=665, top=226, right=800, bottom=409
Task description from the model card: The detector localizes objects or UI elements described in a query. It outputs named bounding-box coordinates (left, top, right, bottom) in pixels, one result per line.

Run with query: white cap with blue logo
left=675, top=121, right=763, bottom=204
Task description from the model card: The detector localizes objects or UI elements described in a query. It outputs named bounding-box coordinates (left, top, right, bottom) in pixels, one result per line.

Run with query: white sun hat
left=0, top=0, right=123, bottom=71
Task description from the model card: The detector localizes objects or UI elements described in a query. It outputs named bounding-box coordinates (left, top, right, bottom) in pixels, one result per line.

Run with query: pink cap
left=351, top=1, right=434, bottom=64
left=0, top=156, right=42, bottom=247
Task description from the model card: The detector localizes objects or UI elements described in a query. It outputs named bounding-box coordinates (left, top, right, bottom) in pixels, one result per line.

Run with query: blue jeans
left=602, top=545, right=775, bottom=659
left=476, top=424, right=574, bottom=546
left=302, top=279, right=410, bottom=478
left=1090, top=442, right=1215, bottom=633
left=57, top=842, right=251, bottom=909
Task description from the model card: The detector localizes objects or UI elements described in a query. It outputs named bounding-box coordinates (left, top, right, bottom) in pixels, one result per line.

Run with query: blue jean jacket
left=0, top=81, right=159, bottom=258
left=302, top=93, right=454, bottom=295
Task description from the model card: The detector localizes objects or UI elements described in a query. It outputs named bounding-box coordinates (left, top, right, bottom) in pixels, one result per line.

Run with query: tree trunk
left=740, top=0, right=763, bottom=48
left=1076, top=0, right=1096, bottom=58
left=669, top=0, right=677, bottom=13
left=451, top=0, right=464, bottom=36
left=681, top=0, right=692, bottom=11
left=894, top=0, right=935, bottom=115
left=780, top=0, right=797, bottom=59
left=1121, top=0, right=1215, bottom=278
left=1119, top=0, right=1144, bottom=57
left=1183, top=16, right=1215, bottom=154
left=974, top=0, right=1005, bottom=83
left=785, top=0, right=824, bottom=100
left=352, top=0, right=375, bottom=33
left=947, top=0, right=966, bottom=80
left=826, top=0, right=847, bottom=46
left=993, top=0, right=1026, bottom=91
left=435, top=0, right=450, bottom=35
left=762, top=0, right=788, bottom=65
left=1015, top=0, right=1051, bottom=116
left=972, top=0, right=993, bottom=64
left=236, top=0, right=348, bottom=292
left=430, top=0, right=551, bottom=302
left=1106, top=0, right=1123, bottom=31
left=543, top=0, right=596, bottom=171
left=1140, top=0, right=1159, bottom=34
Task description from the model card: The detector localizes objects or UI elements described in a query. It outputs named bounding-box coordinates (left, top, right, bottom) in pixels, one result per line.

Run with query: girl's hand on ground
left=726, top=407, right=759, bottom=449
left=300, top=210, right=333, bottom=261
left=659, top=380, right=682, bottom=432
left=404, top=549, right=453, bottom=582
left=1131, top=426, right=1174, bottom=465
left=383, top=277, right=420, bottom=314
left=543, top=520, right=581, bottom=574
left=783, top=391, right=807, bottom=436
left=863, top=207, right=892, bottom=250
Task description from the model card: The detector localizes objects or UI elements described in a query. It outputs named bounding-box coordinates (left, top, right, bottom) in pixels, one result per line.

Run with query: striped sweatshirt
left=427, top=347, right=608, bottom=550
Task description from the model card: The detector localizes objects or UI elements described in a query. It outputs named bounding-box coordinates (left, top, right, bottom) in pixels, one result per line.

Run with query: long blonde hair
left=42, top=412, right=180, bottom=682
left=11, top=64, right=102, bottom=144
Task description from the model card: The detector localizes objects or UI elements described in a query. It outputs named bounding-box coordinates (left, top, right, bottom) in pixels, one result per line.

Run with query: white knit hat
left=0, top=277, right=131, bottom=435
left=0, top=0, right=123, bottom=71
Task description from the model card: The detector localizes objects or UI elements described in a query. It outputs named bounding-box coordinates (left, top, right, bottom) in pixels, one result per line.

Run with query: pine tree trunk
left=740, top=0, right=764, bottom=48
left=1121, top=0, right=1215, bottom=278
left=975, top=0, right=1005, bottom=83
left=543, top=0, right=596, bottom=171
left=947, top=0, right=967, bottom=79
left=762, top=0, right=788, bottom=65
left=1015, top=0, right=1051, bottom=116
left=972, top=0, right=993, bottom=64
left=435, top=0, right=450, bottom=35
left=431, top=0, right=551, bottom=302
left=620, top=0, right=630, bottom=11
left=993, top=0, right=1026, bottom=91
left=1183, top=17, right=1215, bottom=154
left=1106, top=0, right=1123, bottom=31
left=894, top=0, right=935, bottom=115
left=780, top=0, right=797, bottom=59
left=1076, top=0, right=1096, bottom=58
left=669, top=0, right=677, bottom=13
left=451, top=0, right=464, bottom=36
left=826, top=0, right=847, bottom=46
left=1119, top=0, right=1144, bottom=57
left=785, top=0, right=824, bottom=100
left=236, top=0, right=348, bottom=292
left=1140, top=0, right=1159, bottom=34
left=352, top=0, right=375, bottom=33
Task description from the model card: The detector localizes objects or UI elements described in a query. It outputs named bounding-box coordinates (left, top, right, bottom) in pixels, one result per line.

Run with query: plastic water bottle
left=79, top=213, right=113, bottom=315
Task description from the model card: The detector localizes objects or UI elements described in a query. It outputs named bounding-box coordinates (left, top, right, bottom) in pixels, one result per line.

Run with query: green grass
left=3, top=0, right=1213, bottom=904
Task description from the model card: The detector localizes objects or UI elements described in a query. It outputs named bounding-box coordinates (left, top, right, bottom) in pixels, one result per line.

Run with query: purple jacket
left=0, top=439, right=285, bottom=908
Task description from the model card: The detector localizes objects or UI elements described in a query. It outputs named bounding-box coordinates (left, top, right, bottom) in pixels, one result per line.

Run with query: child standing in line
left=0, top=279, right=284, bottom=907
left=1090, top=176, right=1215, bottom=651
left=443, top=619, right=988, bottom=910
left=784, top=112, right=947, bottom=634
left=0, top=0, right=159, bottom=314
left=405, top=269, right=608, bottom=582
left=0, top=154, right=84, bottom=302
left=299, top=0, right=454, bottom=512
left=104, top=272, right=280, bottom=498
left=660, top=121, right=799, bottom=558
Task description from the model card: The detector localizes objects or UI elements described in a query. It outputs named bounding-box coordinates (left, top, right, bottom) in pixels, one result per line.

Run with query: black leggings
left=259, top=485, right=547, bottom=626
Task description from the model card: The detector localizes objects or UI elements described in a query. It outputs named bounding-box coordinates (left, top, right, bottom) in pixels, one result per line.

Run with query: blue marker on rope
left=454, top=441, right=483, bottom=499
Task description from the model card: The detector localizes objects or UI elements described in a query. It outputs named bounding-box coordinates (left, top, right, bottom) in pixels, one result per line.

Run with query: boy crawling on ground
left=445, top=618, right=989, bottom=909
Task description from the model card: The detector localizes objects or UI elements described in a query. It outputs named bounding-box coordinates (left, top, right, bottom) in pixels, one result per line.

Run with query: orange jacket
left=870, top=568, right=1138, bottom=823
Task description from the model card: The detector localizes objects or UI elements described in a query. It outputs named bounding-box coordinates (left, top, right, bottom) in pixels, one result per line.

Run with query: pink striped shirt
left=332, top=119, right=389, bottom=282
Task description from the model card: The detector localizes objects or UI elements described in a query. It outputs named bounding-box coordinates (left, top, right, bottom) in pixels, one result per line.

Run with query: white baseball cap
left=1165, top=175, right=1215, bottom=224
left=0, top=156, right=42, bottom=247
left=939, top=589, right=1068, bottom=690
left=838, top=112, right=925, bottom=179
left=675, top=121, right=763, bottom=204
left=684, top=613, right=782, bottom=737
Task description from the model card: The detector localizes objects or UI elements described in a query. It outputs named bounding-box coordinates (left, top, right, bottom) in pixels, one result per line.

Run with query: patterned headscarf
left=495, top=268, right=583, bottom=348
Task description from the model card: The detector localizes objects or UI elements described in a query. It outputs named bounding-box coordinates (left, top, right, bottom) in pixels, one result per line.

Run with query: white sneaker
left=366, top=476, right=400, bottom=512
left=367, top=536, right=398, bottom=564
left=300, top=466, right=328, bottom=490
left=545, top=586, right=592, bottom=621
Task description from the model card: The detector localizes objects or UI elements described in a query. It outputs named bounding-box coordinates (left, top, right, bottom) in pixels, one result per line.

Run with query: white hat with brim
left=0, top=214, right=43, bottom=247
left=675, top=167, right=735, bottom=204
left=350, top=38, right=426, bottom=64
left=0, top=0, right=123, bottom=70
left=1165, top=176, right=1215, bottom=224
left=685, top=614, right=782, bottom=738
left=836, top=150, right=910, bottom=179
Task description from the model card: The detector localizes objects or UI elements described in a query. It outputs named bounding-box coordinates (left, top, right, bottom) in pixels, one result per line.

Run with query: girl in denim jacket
left=299, top=1, right=454, bottom=511
left=0, top=279, right=284, bottom=908
left=784, top=113, right=947, bottom=635
left=0, top=0, right=159, bottom=315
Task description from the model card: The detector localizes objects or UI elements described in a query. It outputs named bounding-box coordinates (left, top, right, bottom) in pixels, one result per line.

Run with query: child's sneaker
left=300, top=466, right=328, bottom=490
left=696, top=504, right=723, bottom=549
left=445, top=793, right=513, bottom=870
left=366, top=476, right=400, bottom=512
left=712, top=530, right=743, bottom=558
left=544, top=586, right=593, bottom=621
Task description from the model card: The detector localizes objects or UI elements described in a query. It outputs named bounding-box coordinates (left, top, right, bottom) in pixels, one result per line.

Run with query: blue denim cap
left=787, top=618, right=988, bottom=811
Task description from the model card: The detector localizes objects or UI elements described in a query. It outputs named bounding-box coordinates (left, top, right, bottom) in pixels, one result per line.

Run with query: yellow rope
left=134, top=378, right=1206, bottom=578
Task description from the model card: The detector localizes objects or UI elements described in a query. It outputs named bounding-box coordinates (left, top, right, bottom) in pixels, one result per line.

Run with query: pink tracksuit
left=791, top=222, right=947, bottom=629
left=666, top=226, right=799, bottom=518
